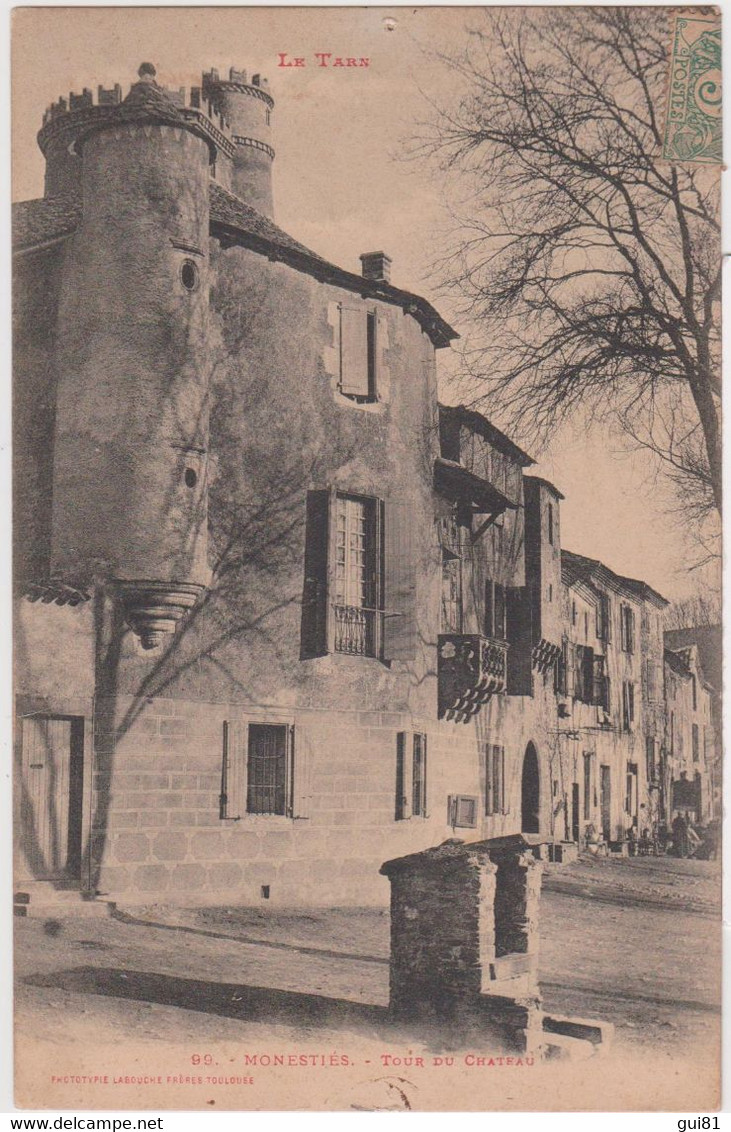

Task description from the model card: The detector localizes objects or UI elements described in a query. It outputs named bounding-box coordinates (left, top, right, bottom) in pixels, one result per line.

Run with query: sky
left=11, top=5, right=718, bottom=604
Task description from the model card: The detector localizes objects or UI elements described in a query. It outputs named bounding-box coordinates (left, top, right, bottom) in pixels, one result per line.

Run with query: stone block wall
left=88, top=696, right=457, bottom=905
left=85, top=690, right=552, bottom=906
left=16, top=588, right=558, bottom=908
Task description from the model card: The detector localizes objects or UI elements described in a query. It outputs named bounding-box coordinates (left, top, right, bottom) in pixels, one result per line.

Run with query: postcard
left=11, top=5, right=722, bottom=1112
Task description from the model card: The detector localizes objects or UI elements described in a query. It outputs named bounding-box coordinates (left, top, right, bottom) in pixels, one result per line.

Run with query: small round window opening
left=181, top=259, right=199, bottom=292
left=184, top=467, right=198, bottom=488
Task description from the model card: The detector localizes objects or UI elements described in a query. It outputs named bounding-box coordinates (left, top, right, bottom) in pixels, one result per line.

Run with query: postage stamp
left=662, top=10, right=722, bottom=163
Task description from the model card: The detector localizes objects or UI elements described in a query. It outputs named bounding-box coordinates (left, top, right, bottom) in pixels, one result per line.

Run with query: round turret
left=50, top=65, right=216, bottom=647
left=202, top=67, right=275, bottom=216
left=37, top=66, right=235, bottom=201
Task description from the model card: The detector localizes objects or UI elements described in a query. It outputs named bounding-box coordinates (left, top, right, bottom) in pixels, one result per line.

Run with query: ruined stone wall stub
left=384, top=843, right=497, bottom=1020
left=381, top=837, right=546, bottom=1052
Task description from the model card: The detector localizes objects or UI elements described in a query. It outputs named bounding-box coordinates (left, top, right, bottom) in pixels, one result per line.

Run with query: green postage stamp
left=662, top=10, right=722, bottom=163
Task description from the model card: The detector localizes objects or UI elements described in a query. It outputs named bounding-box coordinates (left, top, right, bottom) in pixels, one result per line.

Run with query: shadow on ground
left=23, top=966, right=537, bottom=1055
left=111, top=908, right=389, bottom=965
left=25, top=964, right=507, bottom=1054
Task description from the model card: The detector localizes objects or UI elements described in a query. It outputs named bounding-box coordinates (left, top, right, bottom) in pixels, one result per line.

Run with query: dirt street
left=13, top=855, right=721, bottom=1111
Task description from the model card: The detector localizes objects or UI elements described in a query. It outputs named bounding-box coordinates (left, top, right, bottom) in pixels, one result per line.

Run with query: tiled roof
left=523, top=475, right=564, bottom=500
left=12, top=184, right=457, bottom=348
left=562, top=549, right=668, bottom=607
left=209, top=183, right=330, bottom=264
left=665, top=626, right=721, bottom=695
left=12, top=195, right=82, bottom=251
left=438, top=403, right=535, bottom=467
left=433, top=456, right=519, bottom=514
left=209, top=184, right=456, bottom=347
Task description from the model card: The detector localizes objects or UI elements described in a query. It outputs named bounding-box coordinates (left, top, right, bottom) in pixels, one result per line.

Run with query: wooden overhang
left=434, top=456, right=518, bottom=520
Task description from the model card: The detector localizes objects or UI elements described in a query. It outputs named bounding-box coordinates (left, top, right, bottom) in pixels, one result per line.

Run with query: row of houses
left=13, top=64, right=720, bottom=907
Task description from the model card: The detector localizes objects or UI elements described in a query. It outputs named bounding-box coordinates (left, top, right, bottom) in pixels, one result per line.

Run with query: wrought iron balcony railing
left=333, top=604, right=383, bottom=658
left=438, top=633, right=509, bottom=723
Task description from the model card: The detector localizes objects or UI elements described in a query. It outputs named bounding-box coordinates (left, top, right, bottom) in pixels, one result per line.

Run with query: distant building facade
left=663, top=644, right=716, bottom=824
left=13, top=64, right=718, bottom=907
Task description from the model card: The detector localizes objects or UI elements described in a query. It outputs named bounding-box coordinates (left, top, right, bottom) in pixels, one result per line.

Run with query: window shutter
left=574, top=645, right=585, bottom=700
left=493, top=744, right=505, bottom=813
left=340, top=307, right=370, bottom=397
left=485, top=744, right=494, bottom=815
left=220, top=721, right=230, bottom=819
left=290, top=724, right=311, bottom=818
left=395, top=732, right=413, bottom=819
left=484, top=580, right=494, bottom=638
left=566, top=643, right=576, bottom=696
left=413, top=733, right=427, bottom=816
left=592, top=655, right=605, bottom=708
left=501, top=747, right=506, bottom=812
left=301, top=489, right=332, bottom=657
left=495, top=585, right=507, bottom=640
left=220, top=720, right=245, bottom=819
left=582, top=646, right=594, bottom=702
left=383, top=499, right=417, bottom=663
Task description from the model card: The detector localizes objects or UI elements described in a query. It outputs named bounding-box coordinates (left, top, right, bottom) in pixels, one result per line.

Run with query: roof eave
left=210, top=219, right=458, bottom=349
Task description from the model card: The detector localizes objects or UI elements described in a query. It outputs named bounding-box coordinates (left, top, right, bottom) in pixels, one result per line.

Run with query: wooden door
left=20, top=716, right=84, bottom=881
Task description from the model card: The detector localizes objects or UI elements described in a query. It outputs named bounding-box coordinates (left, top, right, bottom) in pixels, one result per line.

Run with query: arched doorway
left=521, top=742, right=540, bottom=834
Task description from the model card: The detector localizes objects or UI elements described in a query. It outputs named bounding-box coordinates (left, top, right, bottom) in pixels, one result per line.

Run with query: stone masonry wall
left=85, top=686, right=554, bottom=906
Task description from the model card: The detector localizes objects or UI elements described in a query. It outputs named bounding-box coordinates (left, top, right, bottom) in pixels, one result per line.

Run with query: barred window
left=247, top=723, right=292, bottom=816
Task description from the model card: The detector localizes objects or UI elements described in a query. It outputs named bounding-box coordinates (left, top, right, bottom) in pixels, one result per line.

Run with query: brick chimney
left=360, top=251, right=392, bottom=283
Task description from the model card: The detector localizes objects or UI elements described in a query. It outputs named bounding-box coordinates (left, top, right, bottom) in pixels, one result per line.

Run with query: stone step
left=542, top=1032, right=597, bottom=1061
left=14, top=884, right=115, bottom=919
left=543, top=1012, right=615, bottom=1049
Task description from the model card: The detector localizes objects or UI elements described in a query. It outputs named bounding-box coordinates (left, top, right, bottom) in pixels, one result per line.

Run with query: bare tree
left=417, top=8, right=721, bottom=525
left=665, top=589, right=722, bottom=630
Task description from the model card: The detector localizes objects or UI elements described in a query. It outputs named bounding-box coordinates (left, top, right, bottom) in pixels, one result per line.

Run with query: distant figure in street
left=584, top=823, right=603, bottom=855
left=700, top=819, right=721, bottom=861
left=686, top=812, right=701, bottom=857
left=672, top=813, right=689, bottom=858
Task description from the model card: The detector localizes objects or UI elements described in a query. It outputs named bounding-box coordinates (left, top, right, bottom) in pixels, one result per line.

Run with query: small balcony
left=438, top=633, right=509, bottom=723
left=333, top=604, right=383, bottom=658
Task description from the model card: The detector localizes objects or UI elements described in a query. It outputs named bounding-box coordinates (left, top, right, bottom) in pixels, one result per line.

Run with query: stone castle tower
left=37, top=64, right=273, bottom=648
left=202, top=67, right=274, bottom=215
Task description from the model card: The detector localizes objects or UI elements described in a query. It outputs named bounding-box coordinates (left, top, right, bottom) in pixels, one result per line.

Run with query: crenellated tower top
left=37, top=64, right=274, bottom=206
left=199, top=66, right=276, bottom=216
